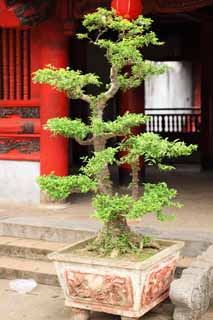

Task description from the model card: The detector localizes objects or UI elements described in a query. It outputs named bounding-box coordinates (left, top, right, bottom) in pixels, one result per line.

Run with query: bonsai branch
left=81, top=93, right=92, bottom=104
left=75, top=137, right=94, bottom=146
left=102, top=132, right=123, bottom=140
left=102, top=66, right=120, bottom=105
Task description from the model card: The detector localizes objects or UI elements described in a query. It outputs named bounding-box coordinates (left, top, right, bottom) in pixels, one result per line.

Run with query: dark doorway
left=145, top=60, right=202, bottom=165
left=68, top=36, right=118, bottom=174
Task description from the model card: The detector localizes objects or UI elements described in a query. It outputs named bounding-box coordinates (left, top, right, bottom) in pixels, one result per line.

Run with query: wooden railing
left=145, top=108, right=201, bottom=133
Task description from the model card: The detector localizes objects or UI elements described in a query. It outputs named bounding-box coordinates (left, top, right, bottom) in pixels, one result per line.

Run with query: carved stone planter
left=49, top=238, right=184, bottom=320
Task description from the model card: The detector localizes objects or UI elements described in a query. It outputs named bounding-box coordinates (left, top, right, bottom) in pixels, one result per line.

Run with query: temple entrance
left=68, top=36, right=118, bottom=174
left=145, top=60, right=201, bottom=165
left=142, top=10, right=212, bottom=169
left=67, top=3, right=212, bottom=176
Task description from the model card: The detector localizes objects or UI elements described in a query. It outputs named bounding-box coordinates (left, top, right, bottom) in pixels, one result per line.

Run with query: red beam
left=0, top=118, right=40, bottom=134
left=0, top=100, right=40, bottom=106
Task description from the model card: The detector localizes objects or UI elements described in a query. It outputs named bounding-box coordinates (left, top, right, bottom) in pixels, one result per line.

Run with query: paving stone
left=1, top=216, right=213, bottom=258
left=0, top=279, right=213, bottom=320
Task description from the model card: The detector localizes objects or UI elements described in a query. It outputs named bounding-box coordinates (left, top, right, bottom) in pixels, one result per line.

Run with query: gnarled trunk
left=131, top=158, right=140, bottom=199
left=93, top=137, right=112, bottom=195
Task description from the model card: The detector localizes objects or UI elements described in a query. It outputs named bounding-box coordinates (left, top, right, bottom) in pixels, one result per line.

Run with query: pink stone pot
left=49, top=238, right=184, bottom=320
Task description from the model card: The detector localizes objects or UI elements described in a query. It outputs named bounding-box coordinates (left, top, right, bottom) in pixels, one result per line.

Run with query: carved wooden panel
left=0, top=136, right=40, bottom=160
left=0, top=28, right=31, bottom=100
left=0, top=106, right=40, bottom=118
left=0, top=25, right=40, bottom=161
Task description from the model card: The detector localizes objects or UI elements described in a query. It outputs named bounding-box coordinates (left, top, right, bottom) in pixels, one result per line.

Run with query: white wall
left=0, top=160, right=40, bottom=204
left=145, top=61, right=193, bottom=111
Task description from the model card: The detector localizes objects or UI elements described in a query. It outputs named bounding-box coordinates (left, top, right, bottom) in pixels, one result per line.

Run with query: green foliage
left=81, top=147, right=118, bottom=177
left=33, top=65, right=102, bottom=99
left=103, top=112, right=149, bottom=135
left=92, top=193, right=132, bottom=222
left=128, top=183, right=181, bottom=220
left=120, top=133, right=197, bottom=166
left=91, top=112, right=149, bottom=136
left=45, top=117, right=91, bottom=140
left=118, top=62, right=167, bottom=91
left=77, top=8, right=167, bottom=91
left=44, top=112, right=148, bottom=141
left=158, top=164, right=175, bottom=171
left=37, top=174, right=98, bottom=200
left=93, top=182, right=180, bottom=223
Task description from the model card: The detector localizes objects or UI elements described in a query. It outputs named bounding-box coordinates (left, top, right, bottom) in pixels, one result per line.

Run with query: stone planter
left=49, top=237, right=184, bottom=320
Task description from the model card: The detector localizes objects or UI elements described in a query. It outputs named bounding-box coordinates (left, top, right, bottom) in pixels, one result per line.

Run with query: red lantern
left=111, top=0, right=142, bottom=20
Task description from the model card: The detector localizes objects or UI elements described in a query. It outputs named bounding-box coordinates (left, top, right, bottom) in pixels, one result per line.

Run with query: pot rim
left=48, top=237, right=184, bottom=270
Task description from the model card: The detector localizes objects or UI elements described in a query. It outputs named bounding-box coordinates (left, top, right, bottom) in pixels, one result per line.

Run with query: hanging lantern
left=111, top=0, right=142, bottom=20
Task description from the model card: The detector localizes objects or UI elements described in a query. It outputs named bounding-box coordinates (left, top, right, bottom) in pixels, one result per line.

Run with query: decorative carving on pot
left=141, top=256, right=177, bottom=306
left=64, top=271, right=133, bottom=308
left=111, top=0, right=143, bottom=20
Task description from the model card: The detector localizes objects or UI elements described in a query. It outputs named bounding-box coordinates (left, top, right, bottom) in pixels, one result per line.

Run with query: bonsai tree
left=33, top=8, right=197, bottom=258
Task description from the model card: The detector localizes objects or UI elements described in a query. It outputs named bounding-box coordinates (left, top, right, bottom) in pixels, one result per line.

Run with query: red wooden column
left=192, top=62, right=201, bottom=108
left=39, top=20, right=69, bottom=176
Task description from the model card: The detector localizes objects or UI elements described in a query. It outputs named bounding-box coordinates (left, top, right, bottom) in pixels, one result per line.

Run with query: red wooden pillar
left=39, top=20, right=69, bottom=176
left=192, top=62, right=201, bottom=108
left=120, top=86, right=145, bottom=119
left=119, top=85, right=145, bottom=181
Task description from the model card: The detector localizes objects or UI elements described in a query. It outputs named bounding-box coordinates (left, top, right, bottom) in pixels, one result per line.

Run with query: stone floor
left=0, top=164, right=212, bottom=234
left=0, top=280, right=212, bottom=320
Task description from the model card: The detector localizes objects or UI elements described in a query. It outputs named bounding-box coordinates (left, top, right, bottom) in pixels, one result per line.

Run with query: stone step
left=0, top=234, right=193, bottom=286
left=134, top=226, right=213, bottom=258
left=0, top=217, right=212, bottom=258
left=0, top=256, right=59, bottom=286
left=0, top=217, right=98, bottom=243
left=0, top=236, right=66, bottom=261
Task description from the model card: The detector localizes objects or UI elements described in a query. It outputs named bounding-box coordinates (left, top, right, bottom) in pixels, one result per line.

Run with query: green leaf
left=128, top=183, right=180, bottom=220
left=81, top=147, right=118, bottom=177
left=45, top=117, right=91, bottom=140
left=120, top=133, right=197, bottom=165
left=37, top=174, right=98, bottom=200
left=33, top=65, right=102, bottom=99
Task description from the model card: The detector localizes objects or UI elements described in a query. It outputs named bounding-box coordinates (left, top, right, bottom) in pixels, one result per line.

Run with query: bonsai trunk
left=132, top=158, right=140, bottom=199
left=93, top=214, right=143, bottom=256
left=94, top=137, right=112, bottom=195
left=104, top=214, right=131, bottom=236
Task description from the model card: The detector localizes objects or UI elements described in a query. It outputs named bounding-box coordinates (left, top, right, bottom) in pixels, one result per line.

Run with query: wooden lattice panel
left=0, top=28, right=31, bottom=100
left=0, top=27, right=40, bottom=161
